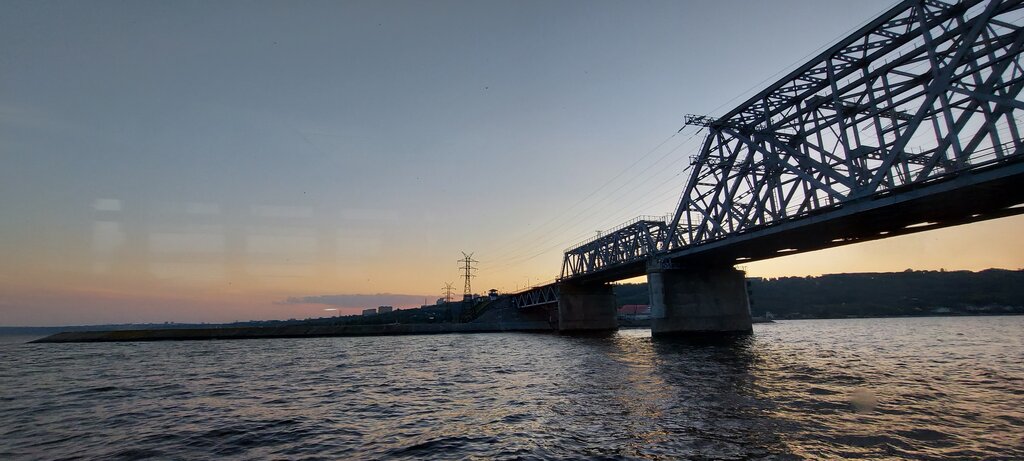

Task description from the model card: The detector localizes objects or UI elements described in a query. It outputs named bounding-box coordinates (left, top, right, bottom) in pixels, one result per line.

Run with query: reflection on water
left=1, top=317, right=1022, bottom=459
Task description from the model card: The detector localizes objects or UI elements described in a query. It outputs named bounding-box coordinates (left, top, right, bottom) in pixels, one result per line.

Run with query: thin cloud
left=281, top=293, right=432, bottom=308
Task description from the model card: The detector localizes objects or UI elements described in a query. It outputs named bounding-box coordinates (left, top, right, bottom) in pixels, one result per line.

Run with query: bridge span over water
left=512, top=0, right=1024, bottom=336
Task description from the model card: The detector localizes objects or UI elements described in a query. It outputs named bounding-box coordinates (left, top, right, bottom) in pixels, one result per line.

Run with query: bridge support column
left=557, top=283, right=618, bottom=332
left=647, top=265, right=752, bottom=337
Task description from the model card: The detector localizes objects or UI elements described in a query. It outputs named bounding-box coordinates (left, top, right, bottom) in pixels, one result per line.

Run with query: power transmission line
left=491, top=129, right=704, bottom=265
left=484, top=131, right=684, bottom=257
left=486, top=2, right=903, bottom=280
left=490, top=160, right=697, bottom=273
left=487, top=131, right=700, bottom=263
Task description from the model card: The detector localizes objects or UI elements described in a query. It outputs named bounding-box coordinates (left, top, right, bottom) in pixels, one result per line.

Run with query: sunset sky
left=2, top=0, right=1022, bottom=326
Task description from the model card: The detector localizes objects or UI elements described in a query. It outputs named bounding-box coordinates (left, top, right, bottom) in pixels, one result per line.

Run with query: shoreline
left=30, top=321, right=554, bottom=344
left=25, top=312, right=1024, bottom=344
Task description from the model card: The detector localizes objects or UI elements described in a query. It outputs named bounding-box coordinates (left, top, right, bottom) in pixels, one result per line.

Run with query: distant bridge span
left=514, top=0, right=1024, bottom=335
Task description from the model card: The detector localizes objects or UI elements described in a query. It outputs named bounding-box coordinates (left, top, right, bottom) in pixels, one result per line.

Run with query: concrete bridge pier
left=557, top=282, right=618, bottom=332
left=647, top=264, right=752, bottom=337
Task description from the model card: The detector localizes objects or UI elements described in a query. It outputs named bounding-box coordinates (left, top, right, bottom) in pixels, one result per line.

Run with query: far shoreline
left=18, top=313, right=1024, bottom=344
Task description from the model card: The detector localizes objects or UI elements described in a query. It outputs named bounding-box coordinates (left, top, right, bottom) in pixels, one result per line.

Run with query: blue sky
left=3, top=0, right=1022, bottom=325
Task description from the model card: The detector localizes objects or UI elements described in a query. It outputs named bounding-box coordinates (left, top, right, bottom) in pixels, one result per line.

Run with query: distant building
left=377, top=305, right=394, bottom=314
left=618, top=304, right=650, bottom=318
left=362, top=308, right=377, bottom=316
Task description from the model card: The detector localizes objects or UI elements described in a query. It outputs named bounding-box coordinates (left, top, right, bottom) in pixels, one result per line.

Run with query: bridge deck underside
left=566, top=160, right=1024, bottom=285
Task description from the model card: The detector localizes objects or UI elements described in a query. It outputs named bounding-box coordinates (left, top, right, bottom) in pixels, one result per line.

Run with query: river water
left=1, top=316, right=1022, bottom=460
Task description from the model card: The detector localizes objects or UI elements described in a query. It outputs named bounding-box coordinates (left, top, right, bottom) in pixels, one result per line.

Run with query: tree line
left=613, top=269, right=1024, bottom=319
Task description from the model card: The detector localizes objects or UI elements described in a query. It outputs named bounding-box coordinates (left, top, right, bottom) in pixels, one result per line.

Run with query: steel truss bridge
left=516, top=0, right=1024, bottom=308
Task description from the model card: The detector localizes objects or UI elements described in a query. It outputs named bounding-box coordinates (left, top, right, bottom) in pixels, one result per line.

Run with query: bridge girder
left=511, top=284, right=559, bottom=309
left=561, top=217, right=668, bottom=279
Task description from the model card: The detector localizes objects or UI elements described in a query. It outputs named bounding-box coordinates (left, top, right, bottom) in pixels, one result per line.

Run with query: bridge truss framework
left=561, top=0, right=1024, bottom=281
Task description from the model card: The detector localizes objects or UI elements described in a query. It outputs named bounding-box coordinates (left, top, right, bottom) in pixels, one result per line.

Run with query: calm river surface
left=2, top=317, right=1022, bottom=460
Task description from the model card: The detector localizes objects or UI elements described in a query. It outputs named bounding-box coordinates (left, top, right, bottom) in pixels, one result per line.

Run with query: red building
left=618, top=304, right=650, bottom=316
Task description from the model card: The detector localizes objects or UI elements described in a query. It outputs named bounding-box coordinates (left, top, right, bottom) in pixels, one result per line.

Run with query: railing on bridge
left=561, top=0, right=1024, bottom=280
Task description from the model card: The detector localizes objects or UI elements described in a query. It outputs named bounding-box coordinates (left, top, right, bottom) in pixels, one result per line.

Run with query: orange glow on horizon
left=1, top=209, right=1021, bottom=326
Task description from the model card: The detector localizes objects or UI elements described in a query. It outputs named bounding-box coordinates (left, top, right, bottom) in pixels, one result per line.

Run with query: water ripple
left=1, top=317, right=1022, bottom=459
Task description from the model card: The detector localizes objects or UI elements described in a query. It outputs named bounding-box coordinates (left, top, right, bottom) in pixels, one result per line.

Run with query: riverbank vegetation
left=613, top=268, right=1024, bottom=319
